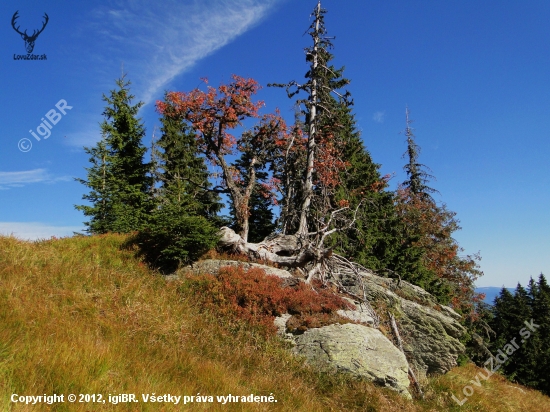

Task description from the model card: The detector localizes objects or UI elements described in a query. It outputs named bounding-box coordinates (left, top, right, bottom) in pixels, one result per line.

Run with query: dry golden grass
left=1, top=233, right=549, bottom=411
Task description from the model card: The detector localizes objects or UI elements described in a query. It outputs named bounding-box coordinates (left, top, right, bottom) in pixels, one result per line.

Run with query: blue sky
left=1, top=0, right=548, bottom=288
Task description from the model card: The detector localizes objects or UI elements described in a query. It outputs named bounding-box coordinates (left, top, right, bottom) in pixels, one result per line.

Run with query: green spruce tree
left=75, top=133, right=112, bottom=234
left=326, top=103, right=403, bottom=273
left=490, top=287, right=520, bottom=347
left=76, top=75, right=152, bottom=233
left=502, top=284, right=535, bottom=384
left=133, top=94, right=222, bottom=272
left=154, top=95, right=221, bottom=219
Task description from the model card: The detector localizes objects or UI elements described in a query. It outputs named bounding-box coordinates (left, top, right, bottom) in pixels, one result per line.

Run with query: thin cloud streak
left=0, top=169, right=50, bottom=186
left=69, top=0, right=282, bottom=149
left=94, top=0, right=282, bottom=105
left=0, top=169, right=70, bottom=189
left=373, top=111, right=386, bottom=123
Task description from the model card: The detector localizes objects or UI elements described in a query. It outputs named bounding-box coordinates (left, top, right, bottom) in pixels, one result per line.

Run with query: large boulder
left=292, top=323, right=411, bottom=398
left=334, top=269, right=466, bottom=376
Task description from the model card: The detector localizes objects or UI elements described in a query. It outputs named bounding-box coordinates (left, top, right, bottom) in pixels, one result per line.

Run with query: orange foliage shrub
left=180, top=266, right=354, bottom=335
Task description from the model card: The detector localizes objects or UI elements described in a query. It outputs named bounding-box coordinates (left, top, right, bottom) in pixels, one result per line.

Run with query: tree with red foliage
left=157, top=75, right=286, bottom=242
left=396, top=108, right=484, bottom=317
left=157, top=75, right=325, bottom=274
left=395, top=186, right=483, bottom=316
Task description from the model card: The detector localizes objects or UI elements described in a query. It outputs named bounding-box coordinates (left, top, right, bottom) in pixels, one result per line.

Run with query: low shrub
left=179, top=265, right=354, bottom=335
left=129, top=204, right=220, bottom=273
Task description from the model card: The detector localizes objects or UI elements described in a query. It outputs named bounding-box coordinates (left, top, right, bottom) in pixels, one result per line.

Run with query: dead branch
left=389, top=313, right=424, bottom=399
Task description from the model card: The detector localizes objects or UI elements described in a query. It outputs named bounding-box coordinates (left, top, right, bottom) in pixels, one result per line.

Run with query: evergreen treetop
left=402, top=107, right=438, bottom=200
left=76, top=74, right=152, bottom=234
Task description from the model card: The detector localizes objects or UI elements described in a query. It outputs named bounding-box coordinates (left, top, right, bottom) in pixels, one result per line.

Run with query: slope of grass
left=1, top=233, right=549, bottom=411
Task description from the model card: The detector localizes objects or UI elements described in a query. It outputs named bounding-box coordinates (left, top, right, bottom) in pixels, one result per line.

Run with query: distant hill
left=476, top=287, right=516, bottom=305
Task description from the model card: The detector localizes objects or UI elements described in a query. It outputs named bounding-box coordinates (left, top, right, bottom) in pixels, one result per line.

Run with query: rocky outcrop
left=336, top=298, right=377, bottom=327
left=334, top=269, right=466, bottom=375
left=173, top=259, right=466, bottom=396
left=292, top=323, right=411, bottom=398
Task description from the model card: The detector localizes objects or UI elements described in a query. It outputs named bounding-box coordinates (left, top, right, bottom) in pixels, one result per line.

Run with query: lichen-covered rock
left=181, top=259, right=294, bottom=279
left=397, top=299, right=465, bottom=375
left=292, top=323, right=411, bottom=398
left=335, top=270, right=466, bottom=375
left=336, top=299, right=376, bottom=326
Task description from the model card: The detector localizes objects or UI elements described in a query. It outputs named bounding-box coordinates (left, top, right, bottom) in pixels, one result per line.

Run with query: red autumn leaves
left=156, top=75, right=348, bottom=241
left=156, top=75, right=264, bottom=157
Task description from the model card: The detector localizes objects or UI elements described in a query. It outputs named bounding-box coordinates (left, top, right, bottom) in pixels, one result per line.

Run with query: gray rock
left=292, top=323, right=411, bottom=398
left=336, top=298, right=376, bottom=326
left=273, top=313, right=295, bottom=343
left=180, top=259, right=294, bottom=279
left=397, top=299, right=465, bottom=375
left=334, top=270, right=466, bottom=375
left=274, top=313, right=292, bottom=336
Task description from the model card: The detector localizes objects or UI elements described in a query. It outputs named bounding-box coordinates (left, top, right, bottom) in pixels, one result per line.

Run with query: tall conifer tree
left=154, top=95, right=221, bottom=218
left=394, top=108, right=484, bottom=307
left=76, top=75, right=152, bottom=233
left=270, top=0, right=352, bottom=237
left=402, top=107, right=437, bottom=199
left=133, top=95, right=222, bottom=272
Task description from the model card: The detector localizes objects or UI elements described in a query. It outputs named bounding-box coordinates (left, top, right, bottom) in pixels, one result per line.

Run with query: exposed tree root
left=218, top=226, right=380, bottom=328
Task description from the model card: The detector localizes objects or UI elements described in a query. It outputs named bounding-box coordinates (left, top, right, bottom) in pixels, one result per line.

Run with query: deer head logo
left=11, top=11, right=49, bottom=54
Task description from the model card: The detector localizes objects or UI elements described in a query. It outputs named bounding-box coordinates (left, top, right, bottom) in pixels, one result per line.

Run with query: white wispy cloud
left=0, top=169, right=50, bottom=186
left=0, top=169, right=70, bottom=189
left=373, top=111, right=386, bottom=123
left=92, top=0, right=283, bottom=105
left=68, top=0, right=282, bottom=149
left=0, top=222, right=84, bottom=241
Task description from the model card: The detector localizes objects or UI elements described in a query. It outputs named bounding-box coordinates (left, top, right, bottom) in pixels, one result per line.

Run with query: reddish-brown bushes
left=179, top=265, right=354, bottom=335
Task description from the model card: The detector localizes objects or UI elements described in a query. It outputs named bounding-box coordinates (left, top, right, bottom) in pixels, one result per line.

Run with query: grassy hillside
left=1, top=234, right=549, bottom=411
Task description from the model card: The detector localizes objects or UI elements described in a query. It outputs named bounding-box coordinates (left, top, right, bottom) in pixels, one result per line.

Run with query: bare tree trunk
left=218, top=227, right=318, bottom=268
left=297, top=1, right=321, bottom=236
left=215, top=150, right=256, bottom=243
